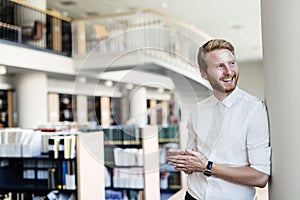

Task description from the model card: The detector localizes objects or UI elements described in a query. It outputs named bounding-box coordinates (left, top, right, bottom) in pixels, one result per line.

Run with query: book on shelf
left=47, top=160, right=76, bottom=190
left=22, top=130, right=42, bottom=157
left=113, top=147, right=143, bottom=166
left=168, top=173, right=181, bottom=189
left=48, top=135, right=76, bottom=159
left=104, top=146, right=114, bottom=165
left=48, top=168, right=56, bottom=190
left=104, top=166, right=111, bottom=187
left=105, top=190, right=143, bottom=200
left=158, top=125, right=179, bottom=143
left=102, top=125, right=141, bottom=145
left=65, top=160, right=76, bottom=190
left=0, top=192, right=47, bottom=200
left=112, top=167, right=144, bottom=189
left=0, top=128, right=42, bottom=157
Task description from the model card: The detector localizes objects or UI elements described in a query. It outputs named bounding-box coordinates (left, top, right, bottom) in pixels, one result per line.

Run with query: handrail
left=143, top=9, right=212, bottom=40
left=10, top=0, right=72, bottom=22
left=72, top=9, right=211, bottom=86
left=0, top=21, right=21, bottom=31
left=73, top=9, right=211, bottom=41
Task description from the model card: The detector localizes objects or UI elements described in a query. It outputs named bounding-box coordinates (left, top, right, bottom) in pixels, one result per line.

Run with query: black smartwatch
left=203, top=161, right=213, bottom=177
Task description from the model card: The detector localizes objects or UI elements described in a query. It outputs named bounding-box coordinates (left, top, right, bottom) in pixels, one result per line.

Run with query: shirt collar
left=211, top=87, right=240, bottom=109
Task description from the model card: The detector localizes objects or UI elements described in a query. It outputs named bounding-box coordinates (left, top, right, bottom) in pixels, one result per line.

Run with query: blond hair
left=197, top=39, right=235, bottom=72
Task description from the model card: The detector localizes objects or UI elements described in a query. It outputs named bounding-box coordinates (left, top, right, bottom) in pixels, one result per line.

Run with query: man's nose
left=223, top=65, right=233, bottom=75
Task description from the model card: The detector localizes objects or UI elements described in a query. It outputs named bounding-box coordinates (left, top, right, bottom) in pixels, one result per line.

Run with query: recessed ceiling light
left=0, top=65, right=7, bottom=75
left=115, top=8, right=125, bottom=13
left=157, top=88, right=164, bottom=93
left=62, top=11, right=69, bottom=16
left=105, top=80, right=113, bottom=87
left=161, top=2, right=168, bottom=8
left=126, top=83, right=134, bottom=90
left=77, top=76, right=87, bottom=83
left=86, top=11, right=99, bottom=16
left=229, top=21, right=243, bottom=29
left=60, top=1, right=77, bottom=6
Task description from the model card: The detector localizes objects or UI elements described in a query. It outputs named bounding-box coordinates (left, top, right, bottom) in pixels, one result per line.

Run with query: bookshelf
left=103, top=125, right=144, bottom=199
left=0, top=90, right=14, bottom=128
left=158, top=125, right=182, bottom=200
left=103, top=125, right=182, bottom=200
left=0, top=129, right=104, bottom=200
left=59, top=93, right=75, bottom=122
left=48, top=93, right=120, bottom=128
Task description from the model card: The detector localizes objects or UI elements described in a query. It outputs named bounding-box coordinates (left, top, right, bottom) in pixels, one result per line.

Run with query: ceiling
left=47, top=0, right=263, bottom=62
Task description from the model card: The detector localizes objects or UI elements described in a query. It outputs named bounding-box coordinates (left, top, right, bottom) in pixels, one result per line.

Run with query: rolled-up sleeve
left=247, top=101, right=271, bottom=175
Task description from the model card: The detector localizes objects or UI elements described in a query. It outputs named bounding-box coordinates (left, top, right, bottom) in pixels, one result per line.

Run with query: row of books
left=112, top=167, right=144, bottom=189
left=102, top=125, right=180, bottom=145
left=105, top=190, right=143, bottom=200
left=102, top=125, right=141, bottom=145
left=48, top=160, right=76, bottom=190
left=0, top=192, right=46, bottom=200
left=23, top=168, right=48, bottom=180
left=48, top=135, right=76, bottom=159
left=160, top=171, right=181, bottom=190
left=20, top=159, right=54, bottom=179
left=114, top=148, right=143, bottom=166
left=0, top=128, right=78, bottom=158
left=0, top=128, right=41, bottom=157
left=20, top=159, right=76, bottom=190
left=159, top=143, right=180, bottom=165
left=0, top=191, right=76, bottom=200
left=23, top=159, right=54, bottom=168
left=158, top=125, right=179, bottom=143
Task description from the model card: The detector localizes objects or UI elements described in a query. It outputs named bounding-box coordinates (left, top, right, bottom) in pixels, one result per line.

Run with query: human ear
left=200, top=69, right=208, bottom=80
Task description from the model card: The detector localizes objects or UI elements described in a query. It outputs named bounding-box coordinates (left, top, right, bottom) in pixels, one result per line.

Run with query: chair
left=22, top=20, right=45, bottom=41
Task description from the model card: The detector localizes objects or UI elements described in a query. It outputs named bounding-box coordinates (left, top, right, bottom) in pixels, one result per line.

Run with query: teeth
left=223, top=78, right=232, bottom=82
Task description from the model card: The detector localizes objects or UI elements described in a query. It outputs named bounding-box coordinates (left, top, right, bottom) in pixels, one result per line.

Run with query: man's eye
left=229, top=61, right=236, bottom=67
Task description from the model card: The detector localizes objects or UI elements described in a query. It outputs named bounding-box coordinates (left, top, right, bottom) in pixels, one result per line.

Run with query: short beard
left=210, top=74, right=238, bottom=95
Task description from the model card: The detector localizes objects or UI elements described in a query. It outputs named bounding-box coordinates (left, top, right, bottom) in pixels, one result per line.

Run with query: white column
left=129, top=87, right=147, bottom=126
left=100, top=97, right=111, bottom=127
left=149, top=100, right=157, bottom=125
left=261, top=0, right=300, bottom=199
left=16, top=72, right=47, bottom=129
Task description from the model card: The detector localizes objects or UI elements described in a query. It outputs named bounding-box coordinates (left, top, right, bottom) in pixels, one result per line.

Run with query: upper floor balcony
left=0, top=0, right=72, bottom=57
left=0, top=0, right=212, bottom=90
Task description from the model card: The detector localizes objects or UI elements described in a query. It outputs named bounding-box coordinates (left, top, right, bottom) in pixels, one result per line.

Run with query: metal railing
left=72, top=9, right=212, bottom=70
left=0, top=0, right=72, bottom=56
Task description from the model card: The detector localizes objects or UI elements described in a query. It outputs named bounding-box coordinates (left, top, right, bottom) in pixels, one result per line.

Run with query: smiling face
left=200, top=48, right=239, bottom=100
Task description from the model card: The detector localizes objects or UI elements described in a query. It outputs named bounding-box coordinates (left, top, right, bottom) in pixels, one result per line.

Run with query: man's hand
left=167, top=149, right=207, bottom=174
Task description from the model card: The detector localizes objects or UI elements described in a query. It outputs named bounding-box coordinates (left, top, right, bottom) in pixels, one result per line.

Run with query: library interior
left=1, top=0, right=295, bottom=200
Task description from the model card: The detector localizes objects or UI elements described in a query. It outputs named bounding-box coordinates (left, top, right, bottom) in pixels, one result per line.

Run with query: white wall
left=238, top=60, right=264, bottom=100
left=0, top=43, right=74, bottom=75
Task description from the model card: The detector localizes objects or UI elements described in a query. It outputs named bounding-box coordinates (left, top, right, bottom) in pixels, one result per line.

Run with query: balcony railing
left=72, top=10, right=212, bottom=71
left=0, top=0, right=72, bottom=56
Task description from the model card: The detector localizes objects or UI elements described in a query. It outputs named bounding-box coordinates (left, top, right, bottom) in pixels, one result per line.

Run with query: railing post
left=51, top=17, right=62, bottom=52
left=76, top=20, right=86, bottom=56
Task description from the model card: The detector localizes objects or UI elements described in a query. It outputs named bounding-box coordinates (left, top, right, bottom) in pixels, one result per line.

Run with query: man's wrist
left=203, top=161, right=213, bottom=177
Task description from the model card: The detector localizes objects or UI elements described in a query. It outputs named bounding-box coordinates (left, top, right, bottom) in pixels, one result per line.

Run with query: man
left=167, top=39, right=271, bottom=200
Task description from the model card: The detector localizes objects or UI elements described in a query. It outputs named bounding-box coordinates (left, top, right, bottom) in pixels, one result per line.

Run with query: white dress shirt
left=186, top=87, right=271, bottom=200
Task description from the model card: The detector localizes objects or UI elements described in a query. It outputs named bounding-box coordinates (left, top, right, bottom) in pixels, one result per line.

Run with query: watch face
left=203, top=170, right=212, bottom=177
